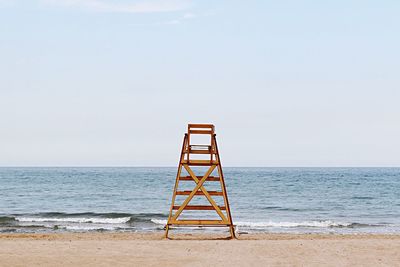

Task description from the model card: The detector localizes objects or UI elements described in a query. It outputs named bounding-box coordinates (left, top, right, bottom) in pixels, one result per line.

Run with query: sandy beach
left=1, top=233, right=399, bottom=267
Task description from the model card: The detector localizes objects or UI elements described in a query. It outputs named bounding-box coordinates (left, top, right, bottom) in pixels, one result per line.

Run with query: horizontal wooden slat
left=176, top=190, right=223, bottom=196
left=189, top=130, right=213, bottom=135
left=168, top=220, right=230, bottom=226
left=190, top=145, right=210, bottom=148
left=179, top=176, right=220, bottom=181
left=188, top=124, right=214, bottom=129
left=173, top=205, right=226, bottom=210
left=181, top=160, right=218, bottom=166
left=184, top=149, right=215, bottom=154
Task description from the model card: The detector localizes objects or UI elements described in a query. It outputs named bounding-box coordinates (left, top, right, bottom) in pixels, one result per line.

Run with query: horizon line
left=1, top=166, right=400, bottom=168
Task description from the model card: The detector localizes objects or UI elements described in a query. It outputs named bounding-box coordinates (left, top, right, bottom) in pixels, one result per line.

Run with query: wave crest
left=151, top=219, right=167, bottom=225
left=15, top=216, right=131, bottom=224
left=235, top=220, right=351, bottom=228
left=150, top=219, right=376, bottom=229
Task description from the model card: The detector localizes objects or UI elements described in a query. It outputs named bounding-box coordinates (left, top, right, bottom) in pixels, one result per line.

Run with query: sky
left=1, top=0, right=399, bottom=167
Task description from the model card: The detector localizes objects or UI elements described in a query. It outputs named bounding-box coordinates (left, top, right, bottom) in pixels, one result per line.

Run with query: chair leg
left=229, top=225, right=236, bottom=239
left=164, top=225, right=169, bottom=238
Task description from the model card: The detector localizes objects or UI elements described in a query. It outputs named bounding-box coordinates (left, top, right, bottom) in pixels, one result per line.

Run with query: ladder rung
left=188, top=124, right=214, bottom=129
left=184, top=149, right=215, bottom=154
left=172, top=205, right=226, bottom=210
left=176, top=190, right=223, bottom=196
left=168, top=220, right=230, bottom=226
left=190, top=145, right=210, bottom=148
left=189, top=130, right=213, bottom=135
left=182, top=160, right=218, bottom=166
left=179, top=176, right=220, bottom=181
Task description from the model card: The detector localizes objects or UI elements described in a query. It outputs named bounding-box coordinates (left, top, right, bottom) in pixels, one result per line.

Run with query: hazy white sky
left=1, top=0, right=399, bottom=166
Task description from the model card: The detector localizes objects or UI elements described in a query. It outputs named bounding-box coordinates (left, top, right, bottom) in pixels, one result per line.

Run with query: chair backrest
left=187, top=124, right=215, bottom=161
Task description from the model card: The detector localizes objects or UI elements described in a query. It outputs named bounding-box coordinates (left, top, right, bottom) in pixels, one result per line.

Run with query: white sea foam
left=235, top=220, right=351, bottom=228
left=64, top=225, right=118, bottom=231
left=15, top=217, right=131, bottom=224
left=150, top=219, right=350, bottom=228
left=151, top=219, right=167, bottom=225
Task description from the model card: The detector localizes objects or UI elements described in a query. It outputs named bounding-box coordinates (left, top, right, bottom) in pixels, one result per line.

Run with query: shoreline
left=1, top=233, right=400, bottom=266
left=2, top=232, right=400, bottom=240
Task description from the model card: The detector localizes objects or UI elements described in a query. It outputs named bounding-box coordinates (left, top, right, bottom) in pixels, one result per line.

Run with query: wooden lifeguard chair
left=165, top=124, right=235, bottom=238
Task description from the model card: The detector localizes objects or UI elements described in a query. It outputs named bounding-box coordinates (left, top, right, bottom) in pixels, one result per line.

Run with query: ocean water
left=1, top=167, right=399, bottom=234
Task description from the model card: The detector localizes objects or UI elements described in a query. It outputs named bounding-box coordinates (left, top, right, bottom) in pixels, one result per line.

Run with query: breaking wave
left=15, top=216, right=131, bottom=224
left=150, top=219, right=381, bottom=229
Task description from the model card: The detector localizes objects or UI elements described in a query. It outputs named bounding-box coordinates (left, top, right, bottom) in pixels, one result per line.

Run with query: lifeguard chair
left=165, top=124, right=235, bottom=238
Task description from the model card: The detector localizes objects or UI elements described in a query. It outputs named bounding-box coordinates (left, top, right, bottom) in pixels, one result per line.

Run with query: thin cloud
left=40, top=0, right=191, bottom=13
left=0, top=0, right=14, bottom=7
left=164, top=11, right=198, bottom=25
left=182, top=12, right=196, bottom=19
left=165, top=19, right=180, bottom=25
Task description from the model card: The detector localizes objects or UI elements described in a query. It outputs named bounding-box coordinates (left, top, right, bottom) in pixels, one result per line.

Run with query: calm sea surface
left=1, top=167, right=399, bottom=234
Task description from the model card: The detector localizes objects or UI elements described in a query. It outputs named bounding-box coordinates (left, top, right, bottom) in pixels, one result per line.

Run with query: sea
left=1, top=167, right=399, bottom=234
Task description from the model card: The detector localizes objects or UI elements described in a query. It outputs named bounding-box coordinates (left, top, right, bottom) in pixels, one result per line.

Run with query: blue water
left=1, top=167, right=399, bottom=234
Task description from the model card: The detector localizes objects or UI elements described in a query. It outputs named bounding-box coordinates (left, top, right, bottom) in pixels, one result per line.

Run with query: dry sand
left=1, top=233, right=399, bottom=266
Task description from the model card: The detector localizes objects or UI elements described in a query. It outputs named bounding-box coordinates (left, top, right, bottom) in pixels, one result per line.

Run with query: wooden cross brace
left=171, top=164, right=228, bottom=222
